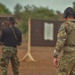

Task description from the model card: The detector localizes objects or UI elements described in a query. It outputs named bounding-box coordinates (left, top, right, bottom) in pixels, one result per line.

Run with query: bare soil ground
left=0, top=35, right=57, bottom=75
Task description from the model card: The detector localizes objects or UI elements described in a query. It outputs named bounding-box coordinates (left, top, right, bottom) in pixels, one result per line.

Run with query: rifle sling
left=10, top=27, right=18, bottom=41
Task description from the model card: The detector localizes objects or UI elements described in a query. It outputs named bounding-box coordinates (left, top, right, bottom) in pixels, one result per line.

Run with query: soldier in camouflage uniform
left=0, top=17, right=22, bottom=75
left=53, top=7, right=75, bottom=75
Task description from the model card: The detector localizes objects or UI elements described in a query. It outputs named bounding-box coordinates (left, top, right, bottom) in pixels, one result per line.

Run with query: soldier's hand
left=53, top=58, right=58, bottom=68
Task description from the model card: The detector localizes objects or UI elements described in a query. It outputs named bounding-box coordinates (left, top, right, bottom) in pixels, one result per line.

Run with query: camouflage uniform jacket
left=54, top=19, right=75, bottom=54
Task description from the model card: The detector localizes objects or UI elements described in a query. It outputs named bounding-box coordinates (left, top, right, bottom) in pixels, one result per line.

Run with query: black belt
left=65, top=44, right=75, bottom=47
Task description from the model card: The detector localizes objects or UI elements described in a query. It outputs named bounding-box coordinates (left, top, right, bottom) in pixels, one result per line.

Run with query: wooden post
left=20, top=18, right=35, bottom=61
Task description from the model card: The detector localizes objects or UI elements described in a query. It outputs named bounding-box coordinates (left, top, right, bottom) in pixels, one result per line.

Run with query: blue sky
left=0, top=0, right=75, bottom=13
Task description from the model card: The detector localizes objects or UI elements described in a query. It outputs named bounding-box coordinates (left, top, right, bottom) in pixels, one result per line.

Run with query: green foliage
left=22, top=5, right=58, bottom=20
left=14, top=3, right=22, bottom=19
left=19, top=21, right=28, bottom=33
left=16, top=5, right=58, bottom=33
left=0, top=2, right=11, bottom=14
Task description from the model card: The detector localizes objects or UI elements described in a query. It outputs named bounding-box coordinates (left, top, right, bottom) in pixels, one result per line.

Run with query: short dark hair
left=63, top=7, right=75, bottom=18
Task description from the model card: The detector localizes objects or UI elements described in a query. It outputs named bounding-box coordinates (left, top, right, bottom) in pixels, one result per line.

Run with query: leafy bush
left=19, top=22, right=28, bottom=33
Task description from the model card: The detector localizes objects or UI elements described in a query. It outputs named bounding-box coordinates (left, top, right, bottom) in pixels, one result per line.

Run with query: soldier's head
left=63, top=7, right=75, bottom=19
left=7, top=17, right=16, bottom=26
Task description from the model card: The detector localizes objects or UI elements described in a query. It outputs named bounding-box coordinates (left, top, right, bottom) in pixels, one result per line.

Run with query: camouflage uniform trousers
left=0, top=46, right=19, bottom=75
left=57, top=47, right=75, bottom=75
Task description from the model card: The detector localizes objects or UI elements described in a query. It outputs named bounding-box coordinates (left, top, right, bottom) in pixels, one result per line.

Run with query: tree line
left=0, top=2, right=75, bottom=33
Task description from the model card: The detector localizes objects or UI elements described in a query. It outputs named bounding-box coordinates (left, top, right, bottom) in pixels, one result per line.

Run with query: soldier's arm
left=54, top=24, right=67, bottom=58
left=0, top=29, right=5, bottom=42
left=18, top=31, right=22, bottom=46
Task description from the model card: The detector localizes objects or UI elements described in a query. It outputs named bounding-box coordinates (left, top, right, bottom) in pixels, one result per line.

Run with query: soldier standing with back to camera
left=53, top=7, right=75, bottom=75
left=0, top=17, right=22, bottom=75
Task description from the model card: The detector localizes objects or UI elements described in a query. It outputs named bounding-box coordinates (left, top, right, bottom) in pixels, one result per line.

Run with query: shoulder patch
left=58, top=23, right=66, bottom=32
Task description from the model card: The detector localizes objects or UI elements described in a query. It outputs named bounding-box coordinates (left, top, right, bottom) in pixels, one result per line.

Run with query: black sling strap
left=10, top=27, right=18, bottom=41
